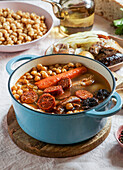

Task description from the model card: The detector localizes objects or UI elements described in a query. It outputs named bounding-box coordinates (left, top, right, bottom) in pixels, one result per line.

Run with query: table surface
left=0, top=1, right=123, bottom=170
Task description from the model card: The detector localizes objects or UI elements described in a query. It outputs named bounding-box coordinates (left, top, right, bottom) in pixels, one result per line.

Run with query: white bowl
left=0, top=1, right=53, bottom=52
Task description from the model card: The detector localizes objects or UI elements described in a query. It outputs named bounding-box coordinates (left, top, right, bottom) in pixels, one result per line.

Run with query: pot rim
left=8, top=54, right=116, bottom=117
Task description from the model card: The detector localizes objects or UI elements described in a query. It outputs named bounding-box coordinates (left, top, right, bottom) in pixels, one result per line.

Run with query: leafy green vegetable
left=113, top=8, right=123, bottom=35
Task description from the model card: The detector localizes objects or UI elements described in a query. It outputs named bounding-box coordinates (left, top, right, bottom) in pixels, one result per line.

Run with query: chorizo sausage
left=37, top=93, right=55, bottom=111
left=44, top=85, right=64, bottom=96
left=20, top=91, right=38, bottom=104
left=75, top=90, right=93, bottom=100
left=58, top=77, right=72, bottom=89
left=35, top=66, right=87, bottom=89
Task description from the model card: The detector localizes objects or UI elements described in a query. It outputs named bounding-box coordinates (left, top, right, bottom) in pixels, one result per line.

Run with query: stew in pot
left=11, top=62, right=111, bottom=114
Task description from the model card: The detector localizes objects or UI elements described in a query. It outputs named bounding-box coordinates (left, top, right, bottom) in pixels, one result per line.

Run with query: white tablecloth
left=0, top=1, right=123, bottom=170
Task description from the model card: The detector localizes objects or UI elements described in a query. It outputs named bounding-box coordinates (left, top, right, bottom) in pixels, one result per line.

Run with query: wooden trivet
left=7, top=106, right=111, bottom=158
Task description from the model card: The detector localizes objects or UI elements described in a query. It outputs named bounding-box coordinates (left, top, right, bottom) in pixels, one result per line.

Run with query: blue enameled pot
left=6, top=54, right=122, bottom=144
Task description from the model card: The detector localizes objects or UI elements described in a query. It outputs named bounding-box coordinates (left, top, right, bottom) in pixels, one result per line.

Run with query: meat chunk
left=58, top=77, right=72, bottom=89
left=37, top=93, right=55, bottom=111
left=20, top=91, right=38, bottom=104
left=44, top=85, right=64, bottom=96
left=89, top=42, right=123, bottom=66
left=76, top=90, right=93, bottom=100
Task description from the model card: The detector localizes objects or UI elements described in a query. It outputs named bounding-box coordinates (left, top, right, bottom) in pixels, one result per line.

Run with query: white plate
left=0, top=1, right=53, bottom=52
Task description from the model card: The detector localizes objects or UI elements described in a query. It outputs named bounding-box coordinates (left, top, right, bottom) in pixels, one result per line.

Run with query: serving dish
left=115, top=125, right=123, bottom=148
left=6, top=54, right=122, bottom=144
left=0, top=1, right=53, bottom=52
left=45, top=31, right=123, bottom=71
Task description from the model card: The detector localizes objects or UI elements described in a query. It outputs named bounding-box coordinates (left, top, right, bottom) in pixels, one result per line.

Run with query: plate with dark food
left=45, top=31, right=123, bottom=71
left=6, top=54, right=122, bottom=144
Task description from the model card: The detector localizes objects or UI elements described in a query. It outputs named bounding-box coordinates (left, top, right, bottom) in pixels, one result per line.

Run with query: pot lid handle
left=6, top=54, right=38, bottom=75
left=85, top=92, right=122, bottom=118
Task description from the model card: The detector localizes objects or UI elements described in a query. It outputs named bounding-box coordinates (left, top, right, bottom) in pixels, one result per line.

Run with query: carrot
left=35, top=66, right=87, bottom=89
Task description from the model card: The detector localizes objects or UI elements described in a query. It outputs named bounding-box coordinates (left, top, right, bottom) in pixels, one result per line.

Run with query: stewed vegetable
left=11, top=62, right=111, bottom=114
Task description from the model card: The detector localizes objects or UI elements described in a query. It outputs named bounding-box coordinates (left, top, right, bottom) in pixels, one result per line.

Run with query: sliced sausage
left=58, top=76, right=72, bottom=89
left=20, top=91, right=38, bottom=104
left=56, top=89, right=71, bottom=100
left=37, top=93, right=55, bottom=111
left=76, top=90, right=93, bottom=100
left=44, top=85, right=64, bottom=96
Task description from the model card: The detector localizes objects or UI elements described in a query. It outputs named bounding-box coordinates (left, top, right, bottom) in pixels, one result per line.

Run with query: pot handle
left=6, top=54, right=39, bottom=75
left=85, top=92, right=122, bottom=118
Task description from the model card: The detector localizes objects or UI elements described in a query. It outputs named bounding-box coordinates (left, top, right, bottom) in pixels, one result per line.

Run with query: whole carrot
left=35, top=66, right=87, bottom=89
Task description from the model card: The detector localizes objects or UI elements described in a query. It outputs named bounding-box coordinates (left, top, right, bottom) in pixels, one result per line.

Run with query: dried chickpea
left=0, top=32, right=3, bottom=37
left=66, top=103, right=73, bottom=110
left=16, top=10, right=23, bottom=16
left=14, top=94, right=20, bottom=100
left=34, top=76, right=40, bottom=81
left=40, top=71, right=49, bottom=78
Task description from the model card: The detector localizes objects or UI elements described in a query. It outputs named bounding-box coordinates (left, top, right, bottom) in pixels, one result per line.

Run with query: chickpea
left=23, top=88, right=29, bottom=92
left=32, top=67, right=37, bottom=71
left=52, top=72, right=56, bottom=76
left=33, top=86, right=38, bottom=90
left=41, top=66, right=47, bottom=71
left=26, top=75, right=33, bottom=80
left=67, top=111, right=73, bottom=114
left=56, top=69, right=61, bottom=74
left=47, top=70, right=52, bottom=75
left=68, top=62, right=74, bottom=68
left=31, top=70, right=37, bottom=76
left=40, top=71, right=49, bottom=78
left=28, top=84, right=34, bottom=89
left=34, top=76, right=40, bottom=81
left=14, top=94, right=20, bottom=100
left=22, top=79, right=28, bottom=84
left=61, top=68, right=67, bottom=73
left=37, top=64, right=42, bottom=71
left=37, top=90, right=43, bottom=95
left=63, top=65, right=69, bottom=70
left=11, top=85, right=18, bottom=91
left=17, top=89, right=23, bottom=96
left=52, top=68, right=57, bottom=72
left=66, top=103, right=73, bottom=110
left=75, top=63, right=82, bottom=68
left=12, top=90, right=17, bottom=95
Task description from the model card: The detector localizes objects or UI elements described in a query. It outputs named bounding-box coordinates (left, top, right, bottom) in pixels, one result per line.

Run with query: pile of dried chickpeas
left=11, top=62, right=82, bottom=100
left=0, top=8, right=47, bottom=45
